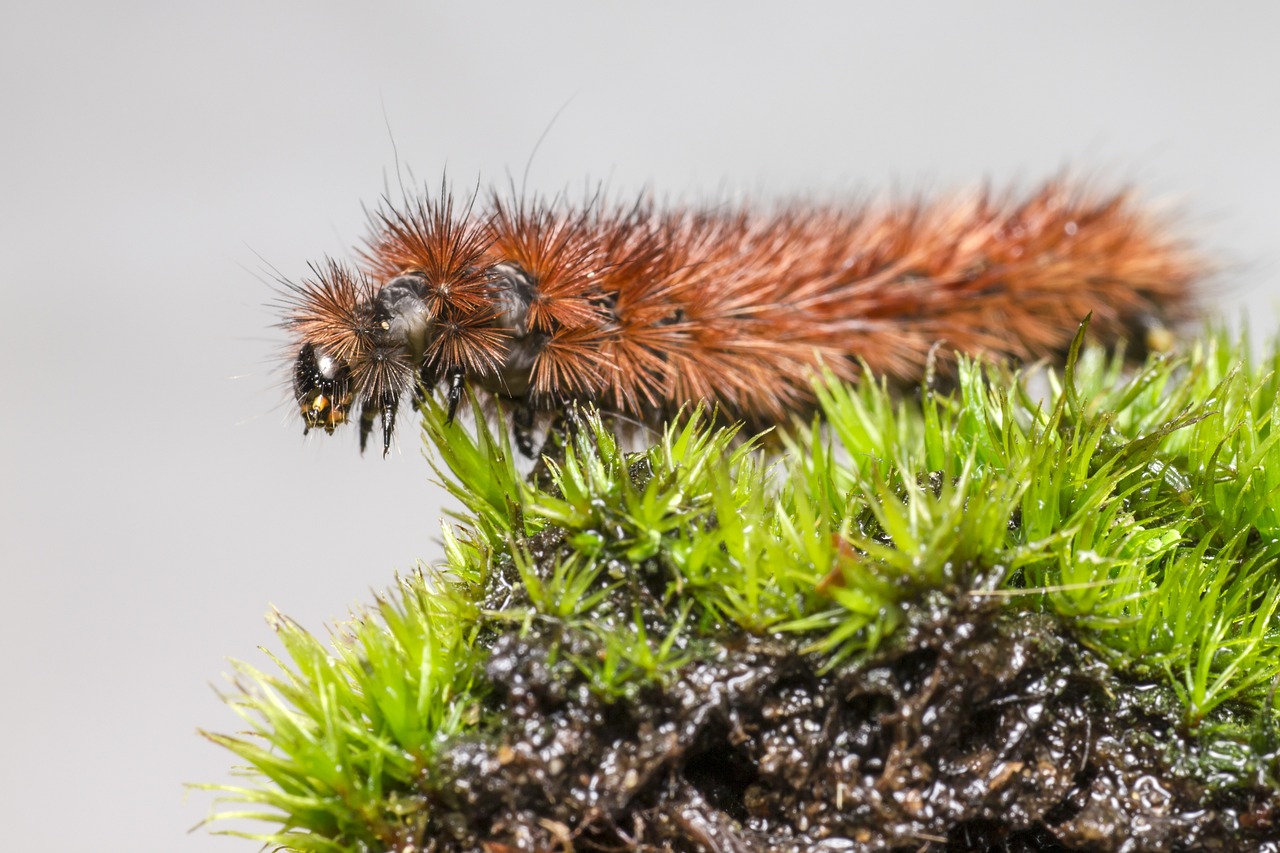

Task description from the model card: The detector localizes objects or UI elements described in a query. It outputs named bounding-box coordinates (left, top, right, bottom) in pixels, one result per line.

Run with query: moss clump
left=199, top=324, right=1280, bottom=851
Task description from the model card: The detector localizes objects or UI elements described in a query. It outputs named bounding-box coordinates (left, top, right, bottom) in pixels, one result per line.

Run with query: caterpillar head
left=284, top=267, right=428, bottom=455
left=285, top=260, right=536, bottom=455
left=293, top=342, right=354, bottom=435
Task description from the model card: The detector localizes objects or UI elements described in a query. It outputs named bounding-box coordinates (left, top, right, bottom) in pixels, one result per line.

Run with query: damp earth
left=413, top=581, right=1280, bottom=852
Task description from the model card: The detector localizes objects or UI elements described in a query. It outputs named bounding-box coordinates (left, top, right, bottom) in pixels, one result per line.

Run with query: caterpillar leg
left=511, top=401, right=536, bottom=458
left=378, top=394, right=398, bottom=457
left=358, top=401, right=376, bottom=453
left=357, top=392, right=399, bottom=457
left=444, top=369, right=465, bottom=424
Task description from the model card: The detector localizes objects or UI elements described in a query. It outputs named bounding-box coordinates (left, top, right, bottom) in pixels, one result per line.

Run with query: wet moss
left=202, top=326, right=1280, bottom=851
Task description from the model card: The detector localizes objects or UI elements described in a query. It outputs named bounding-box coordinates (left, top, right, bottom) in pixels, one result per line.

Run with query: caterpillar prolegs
left=282, top=181, right=1200, bottom=456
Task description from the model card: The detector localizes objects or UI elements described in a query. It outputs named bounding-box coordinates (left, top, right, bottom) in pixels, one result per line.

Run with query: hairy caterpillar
left=282, top=180, right=1200, bottom=456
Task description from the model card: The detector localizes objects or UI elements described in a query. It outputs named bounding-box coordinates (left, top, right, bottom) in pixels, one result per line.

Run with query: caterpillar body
left=283, top=180, right=1199, bottom=456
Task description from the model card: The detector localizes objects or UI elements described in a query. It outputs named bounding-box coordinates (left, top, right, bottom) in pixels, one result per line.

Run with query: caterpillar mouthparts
left=282, top=180, right=1201, bottom=457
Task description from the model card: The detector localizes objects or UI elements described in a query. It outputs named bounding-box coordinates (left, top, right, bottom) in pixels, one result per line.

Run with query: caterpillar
left=282, top=180, right=1200, bottom=456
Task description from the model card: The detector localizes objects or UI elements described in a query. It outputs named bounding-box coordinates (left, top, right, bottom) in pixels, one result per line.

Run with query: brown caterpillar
left=281, top=179, right=1200, bottom=456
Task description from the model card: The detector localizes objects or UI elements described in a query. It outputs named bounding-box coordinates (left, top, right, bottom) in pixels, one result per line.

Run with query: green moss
left=200, top=322, right=1280, bottom=848
left=196, top=572, right=484, bottom=850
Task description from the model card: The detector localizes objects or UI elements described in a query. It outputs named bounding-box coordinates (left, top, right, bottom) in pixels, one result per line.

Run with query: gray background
left=2, top=2, right=1277, bottom=850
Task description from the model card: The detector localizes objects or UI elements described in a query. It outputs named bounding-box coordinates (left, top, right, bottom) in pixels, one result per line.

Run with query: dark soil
left=424, top=593, right=1280, bottom=852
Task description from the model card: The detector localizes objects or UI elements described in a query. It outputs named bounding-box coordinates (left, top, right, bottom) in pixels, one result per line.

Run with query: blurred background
left=2, top=2, right=1276, bottom=849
